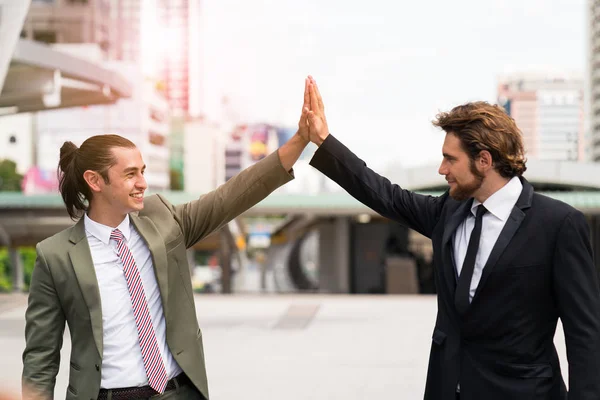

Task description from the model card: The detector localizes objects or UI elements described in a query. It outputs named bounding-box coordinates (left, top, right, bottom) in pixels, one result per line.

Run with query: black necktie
left=455, top=204, right=487, bottom=315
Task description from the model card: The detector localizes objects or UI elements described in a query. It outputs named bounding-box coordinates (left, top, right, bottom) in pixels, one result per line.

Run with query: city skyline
left=1, top=0, right=590, bottom=174
left=200, top=0, right=586, bottom=170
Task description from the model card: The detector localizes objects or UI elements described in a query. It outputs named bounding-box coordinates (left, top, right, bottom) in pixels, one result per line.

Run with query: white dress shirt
left=84, top=214, right=183, bottom=389
left=453, top=176, right=523, bottom=302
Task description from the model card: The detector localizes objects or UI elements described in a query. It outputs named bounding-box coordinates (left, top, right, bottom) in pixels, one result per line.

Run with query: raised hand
left=297, top=77, right=310, bottom=143
left=305, top=76, right=329, bottom=146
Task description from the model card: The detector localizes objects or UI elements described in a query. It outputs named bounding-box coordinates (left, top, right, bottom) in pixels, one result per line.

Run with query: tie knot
left=476, top=204, right=487, bottom=218
left=110, top=229, right=124, bottom=243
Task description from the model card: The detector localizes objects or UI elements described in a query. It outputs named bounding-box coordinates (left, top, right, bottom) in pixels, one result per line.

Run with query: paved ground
left=0, top=294, right=568, bottom=400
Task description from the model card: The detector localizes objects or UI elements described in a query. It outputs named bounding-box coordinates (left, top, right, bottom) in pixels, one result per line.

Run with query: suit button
left=95, top=364, right=100, bottom=371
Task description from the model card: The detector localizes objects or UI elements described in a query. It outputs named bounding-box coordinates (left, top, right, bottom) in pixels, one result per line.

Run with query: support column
left=219, top=227, right=232, bottom=294
left=317, top=217, right=350, bottom=293
left=10, top=247, right=24, bottom=292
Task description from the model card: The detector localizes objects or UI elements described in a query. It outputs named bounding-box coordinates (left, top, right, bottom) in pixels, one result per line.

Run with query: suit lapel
left=130, top=213, right=169, bottom=320
left=472, top=178, right=533, bottom=302
left=442, top=199, right=473, bottom=296
left=68, top=219, right=103, bottom=356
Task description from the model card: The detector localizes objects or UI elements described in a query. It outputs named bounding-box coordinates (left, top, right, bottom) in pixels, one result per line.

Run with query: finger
left=309, top=82, right=319, bottom=113
left=313, top=81, right=324, bottom=113
left=307, top=110, right=319, bottom=125
left=308, top=76, right=324, bottom=115
left=303, top=78, right=309, bottom=111
left=298, top=106, right=309, bottom=126
left=308, top=77, right=323, bottom=109
left=303, top=106, right=309, bottom=121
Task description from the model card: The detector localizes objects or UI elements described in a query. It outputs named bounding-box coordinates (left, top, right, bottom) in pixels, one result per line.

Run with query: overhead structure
left=1, top=39, right=132, bottom=115
left=0, top=1, right=131, bottom=115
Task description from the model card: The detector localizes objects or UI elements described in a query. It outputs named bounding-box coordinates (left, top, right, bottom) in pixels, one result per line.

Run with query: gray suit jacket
left=22, top=152, right=293, bottom=400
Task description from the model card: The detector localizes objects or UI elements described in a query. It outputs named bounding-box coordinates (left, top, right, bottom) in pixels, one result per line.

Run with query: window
left=33, top=30, right=57, bottom=44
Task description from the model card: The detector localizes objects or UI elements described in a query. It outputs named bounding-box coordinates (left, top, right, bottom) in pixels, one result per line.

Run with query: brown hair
left=432, top=101, right=527, bottom=178
left=58, top=134, right=136, bottom=220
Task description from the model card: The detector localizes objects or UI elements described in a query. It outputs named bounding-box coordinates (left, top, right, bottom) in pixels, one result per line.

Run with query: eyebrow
left=123, top=165, right=146, bottom=174
left=442, top=153, right=457, bottom=160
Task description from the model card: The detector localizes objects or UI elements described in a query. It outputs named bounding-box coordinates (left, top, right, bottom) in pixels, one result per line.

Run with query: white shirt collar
left=472, top=176, right=522, bottom=222
left=84, top=213, right=132, bottom=245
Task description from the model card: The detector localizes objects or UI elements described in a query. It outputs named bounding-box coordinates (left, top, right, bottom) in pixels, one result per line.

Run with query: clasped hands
left=297, top=76, right=329, bottom=147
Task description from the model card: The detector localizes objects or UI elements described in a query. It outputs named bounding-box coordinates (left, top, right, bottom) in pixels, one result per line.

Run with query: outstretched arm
left=305, top=76, right=447, bottom=238
left=173, top=81, right=311, bottom=248
left=278, top=77, right=311, bottom=171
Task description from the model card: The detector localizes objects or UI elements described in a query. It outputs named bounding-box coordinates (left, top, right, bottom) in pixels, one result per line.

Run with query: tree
left=0, top=159, right=23, bottom=192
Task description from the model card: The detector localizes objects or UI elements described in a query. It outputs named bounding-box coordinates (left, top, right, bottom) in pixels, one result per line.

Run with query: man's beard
left=449, top=160, right=484, bottom=201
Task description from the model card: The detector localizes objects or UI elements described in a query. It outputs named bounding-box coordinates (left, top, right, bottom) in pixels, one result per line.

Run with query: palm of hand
left=297, top=76, right=329, bottom=145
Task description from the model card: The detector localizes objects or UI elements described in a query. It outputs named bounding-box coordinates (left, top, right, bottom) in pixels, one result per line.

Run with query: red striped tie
left=111, top=228, right=169, bottom=393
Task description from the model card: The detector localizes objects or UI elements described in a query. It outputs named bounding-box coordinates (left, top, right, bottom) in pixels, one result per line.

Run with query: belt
left=97, top=373, right=192, bottom=400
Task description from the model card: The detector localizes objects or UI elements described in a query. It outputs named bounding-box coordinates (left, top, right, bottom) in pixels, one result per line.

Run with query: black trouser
left=98, top=374, right=206, bottom=400
left=149, top=383, right=205, bottom=400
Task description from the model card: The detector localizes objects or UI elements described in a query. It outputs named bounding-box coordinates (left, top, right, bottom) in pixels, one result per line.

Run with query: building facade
left=110, top=0, right=202, bottom=189
left=590, top=0, right=600, bottom=161
left=13, top=2, right=171, bottom=192
left=22, top=0, right=112, bottom=55
left=0, top=113, right=33, bottom=175
left=498, top=72, right=585, bottom=162
left=110, top=0, right=200, bottom=116
left=183, top=118, right=225, bottom=194
left=35, top=61, right=171, bottom=191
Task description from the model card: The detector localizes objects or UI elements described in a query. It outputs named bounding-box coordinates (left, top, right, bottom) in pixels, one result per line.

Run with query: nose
left=136, top=174, right=148, bottom=191
left=438, top=160, right=448, bottom=176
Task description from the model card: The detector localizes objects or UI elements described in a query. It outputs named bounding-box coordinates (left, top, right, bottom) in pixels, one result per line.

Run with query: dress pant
left=101, top=382, right=205, bottom=400
left=151, top=383, right=205, bottom=400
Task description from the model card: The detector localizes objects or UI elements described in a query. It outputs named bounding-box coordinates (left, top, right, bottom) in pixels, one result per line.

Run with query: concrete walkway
left=0, top=294, right=567, bottom=400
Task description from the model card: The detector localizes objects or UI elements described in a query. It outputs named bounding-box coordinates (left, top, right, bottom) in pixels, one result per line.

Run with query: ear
left=83, top=170, right=103, bottom=193
left=477, top=150, right=493, bottom=171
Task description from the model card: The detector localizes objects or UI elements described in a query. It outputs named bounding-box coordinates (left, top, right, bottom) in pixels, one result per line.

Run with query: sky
left=200, top=0, right=587, bottom=170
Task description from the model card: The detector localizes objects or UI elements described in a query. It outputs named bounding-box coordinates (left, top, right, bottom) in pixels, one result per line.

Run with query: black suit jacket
left=310, top=135, right=600, bottom=400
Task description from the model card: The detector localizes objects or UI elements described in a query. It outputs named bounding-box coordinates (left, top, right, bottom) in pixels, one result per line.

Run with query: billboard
left=224, top=123, right=279, bottom=180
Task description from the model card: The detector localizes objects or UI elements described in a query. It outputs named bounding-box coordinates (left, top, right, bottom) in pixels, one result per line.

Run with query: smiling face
left=87, top=146, right=147, bottom=224
left=438, top=133, right=484, bottom=201
left=103, top=146, right=147, bottom=214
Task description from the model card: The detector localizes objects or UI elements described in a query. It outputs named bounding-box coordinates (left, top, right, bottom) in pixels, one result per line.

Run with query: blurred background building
left=22, top=0, right=112, bottom=53
left=589, top=0, right=600, bottom=161
left=498, top=71, right=586, bottom=162
left=110, top=0, right=203, bottom=189
left=2, top=0, right=600, bottom=297
left=8, top=0, right=178, bottom=192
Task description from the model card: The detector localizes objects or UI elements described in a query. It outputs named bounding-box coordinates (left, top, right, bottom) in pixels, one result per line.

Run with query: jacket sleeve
left=553, top=210, right=600, bottom=399
left=309, top=134, right=447, bottom=238
left=22, top=244, right=66, bottom=400
left=171, top=150, right=294, bottom=248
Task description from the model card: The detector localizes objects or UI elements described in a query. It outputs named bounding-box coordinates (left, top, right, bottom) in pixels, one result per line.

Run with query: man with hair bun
left=301, top=76, right=600, bottom=400
left=22, top=80, right=314, bottom=400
